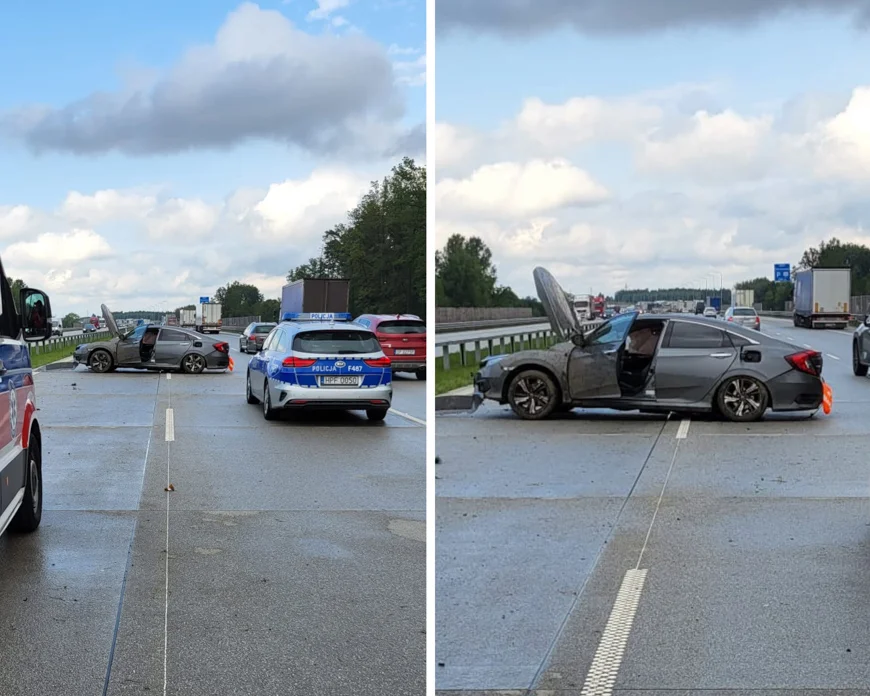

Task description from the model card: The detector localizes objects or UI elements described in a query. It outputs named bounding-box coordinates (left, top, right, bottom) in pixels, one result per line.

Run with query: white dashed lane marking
left=676, top=418, right=690, bottom=439
left=388, top=408, right=425, bottom=426
left=826, top=353, right=840, bottom=360
left=164, top=408, right=175, bottom=442
left=580, top=569, right=648, bottom=696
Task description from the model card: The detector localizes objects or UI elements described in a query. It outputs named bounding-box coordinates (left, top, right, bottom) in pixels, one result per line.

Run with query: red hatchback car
left=355, top=314, right=426, bottom=379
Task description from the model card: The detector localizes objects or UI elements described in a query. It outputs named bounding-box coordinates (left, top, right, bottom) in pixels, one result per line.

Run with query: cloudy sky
left=435, top=0, right=870, bottom=299
left=0, top=0, right=424, bottom=317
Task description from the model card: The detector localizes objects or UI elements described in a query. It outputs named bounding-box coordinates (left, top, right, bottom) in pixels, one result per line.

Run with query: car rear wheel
left=262, top=381, right=277, bottom=420
left=367, top=408, right=388, bottom=421
left=853, top=341, right=868, bottom=376
left=181, top=354, right=206, bottom=374
left=10, top=437, right=42, bottom=533
left=507, top=369, right=559, bottom=420
left=415, top=367, right=426, bottom=380
left=717, top=376, right=769, bottom=422
left=246, top=369, right=258, bottom=404
left=88, top=349, right=113, bottom=373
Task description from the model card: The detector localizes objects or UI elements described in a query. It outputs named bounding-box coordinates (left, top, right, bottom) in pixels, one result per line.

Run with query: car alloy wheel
left=507, top=369, right=559, bottom=420
left=182, top=354, right=206, bottom=374
left=719, top=376, right=768, bottom=422
left=89, top=350, right=113, bottom=373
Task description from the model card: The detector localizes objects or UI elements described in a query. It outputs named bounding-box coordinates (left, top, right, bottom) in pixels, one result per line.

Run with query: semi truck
left=732, top=288, right=755, bottom=307
left=572, top=294, right=593, bottom=321
left=179, top=308, right=196, bottom=329
left=793, top=267, right=851, bottom=329
left=280, top=278, right=350, bottom=317
left=198, top=302, right=223, bottom=334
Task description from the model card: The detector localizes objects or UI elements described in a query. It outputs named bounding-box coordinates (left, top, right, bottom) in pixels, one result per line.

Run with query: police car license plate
left=395, top=349, right=415, bottom=355
left=320, top=375, right=361, bottom=387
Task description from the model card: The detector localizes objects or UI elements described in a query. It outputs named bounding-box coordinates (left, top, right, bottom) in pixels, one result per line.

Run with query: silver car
left=239, top=322, right=277, bottom=354
left=73, top=305, right=232, bottom=373
left=473, top=267, right=826, bottom=422
left=724, top=305, right=761, bottom=330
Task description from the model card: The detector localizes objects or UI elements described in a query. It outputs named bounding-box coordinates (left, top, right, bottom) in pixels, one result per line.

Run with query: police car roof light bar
left=282, top=312, right=352, bottom=322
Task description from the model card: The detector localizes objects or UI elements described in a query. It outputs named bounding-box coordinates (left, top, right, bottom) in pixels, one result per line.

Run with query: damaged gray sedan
left=73, top=305, right=231, bottom=374
left=473, top=267, right=827, bottom=422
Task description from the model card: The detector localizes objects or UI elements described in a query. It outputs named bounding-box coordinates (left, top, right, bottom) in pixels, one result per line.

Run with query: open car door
left=567, top=312, right=638, bottom=399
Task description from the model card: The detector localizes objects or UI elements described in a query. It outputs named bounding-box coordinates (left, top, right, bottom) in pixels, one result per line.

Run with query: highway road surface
left=435, top=316, right=870, bottom=694
left=1, top=333, right=425, bottom=696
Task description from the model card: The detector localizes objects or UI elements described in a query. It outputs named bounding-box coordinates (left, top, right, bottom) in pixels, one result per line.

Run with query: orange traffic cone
left=822, top=382, right=832, bottom=414
left=228, top=356, right=235, bottom=373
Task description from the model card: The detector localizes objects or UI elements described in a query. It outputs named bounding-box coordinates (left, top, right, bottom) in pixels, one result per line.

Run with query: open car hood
left=533, top=266, right=582, bottom=342
left=101, top=304, right=120, bottom=338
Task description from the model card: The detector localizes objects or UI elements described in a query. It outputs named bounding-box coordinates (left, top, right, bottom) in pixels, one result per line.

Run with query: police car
left=246, top=313, right=393, bottom=421
left=0, top=263, right=53, bottom=539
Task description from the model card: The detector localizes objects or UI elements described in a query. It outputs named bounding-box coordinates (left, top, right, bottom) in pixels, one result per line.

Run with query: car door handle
left=709, top=352, right=733, bottom=358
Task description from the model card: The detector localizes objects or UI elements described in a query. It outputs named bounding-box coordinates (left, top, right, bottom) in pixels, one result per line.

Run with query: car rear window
left=293, top=330, right=381, bottom=354
left=376, top=320, right=425, bottom=334
left=253, top=324, right=275, bottom=333
left=733, top=308, right=756, bottom=316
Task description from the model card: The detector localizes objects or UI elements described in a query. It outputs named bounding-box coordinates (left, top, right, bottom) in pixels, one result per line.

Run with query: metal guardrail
left=436, top=316, right=549, bottom=332
left=436, top=320, right=603, bottom=371
left=28, top=330, right=113, bottom=357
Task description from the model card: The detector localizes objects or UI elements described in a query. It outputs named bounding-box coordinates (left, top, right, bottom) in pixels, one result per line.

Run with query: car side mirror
left=864, top=315, right=870, bottom=327
left=571, top=334, right=585, bottom=347
left=20, top=288, right=52, bottom=342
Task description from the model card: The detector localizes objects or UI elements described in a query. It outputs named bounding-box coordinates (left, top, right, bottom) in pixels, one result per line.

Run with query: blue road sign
left=199, top=296, right=209, bottom=303
left=774, top=264, right=791, bottom=282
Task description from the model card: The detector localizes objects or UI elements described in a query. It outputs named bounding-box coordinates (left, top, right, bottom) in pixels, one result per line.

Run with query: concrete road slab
left=36, top=369, right=161, bottom=396
left=436, top=496, right=627, bottom=691
left=137, top=421, right=424, bottom=512
left=641, top=433, right=870, bottom=499
left=0, top=511, right=136, bottom=696
left=106, top=510, right=425, bottom=696
left=614, top=498, right=870, bottom=690
left=42, top=424, right=153, bottom=510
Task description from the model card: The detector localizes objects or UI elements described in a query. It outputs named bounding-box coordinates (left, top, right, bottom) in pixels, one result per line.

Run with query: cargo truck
left=179, top=308, right=196, bottom=329
left=732, top=288, right=755, bottom=307
left=198, top=302, right=223, bottom=334
left=571, top=294, right=593, bottom=321
left=793, top=267, right=851, bottom=329
left=280, top=278, right=350, bottom=317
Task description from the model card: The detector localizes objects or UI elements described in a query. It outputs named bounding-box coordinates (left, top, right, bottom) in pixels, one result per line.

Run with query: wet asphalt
left=435, top=316, right=870, bottom=695
left=0, top=336, right=425, bottom=696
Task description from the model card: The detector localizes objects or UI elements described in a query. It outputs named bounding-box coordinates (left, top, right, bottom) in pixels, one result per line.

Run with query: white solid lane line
left=826, top=353, right=840, bottom=360
left=388, top=407, right=426, bottom=426
left=579, top=569, right=648, bottom=696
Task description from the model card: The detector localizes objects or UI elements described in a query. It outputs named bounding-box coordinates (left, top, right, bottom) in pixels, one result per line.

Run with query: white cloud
left=436, top=82, right=870, bottom=297
left=307, top=0, right=350, bottom=21
left=436, top=159, right=609, bottom=219
left=0, top=165, right=384, bottom=315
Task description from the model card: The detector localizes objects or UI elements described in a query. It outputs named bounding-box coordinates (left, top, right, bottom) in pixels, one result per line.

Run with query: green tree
left=287, top=157, right=426, bottom=316
left=435, top=235, right=497, bottom=307
left=259, top=298, right=280, bottom=322
left=8, top=277, right=26, bottom=313
left=214, top=281, right=264, bottom=317
left=62, top=312, right=80, bottom=328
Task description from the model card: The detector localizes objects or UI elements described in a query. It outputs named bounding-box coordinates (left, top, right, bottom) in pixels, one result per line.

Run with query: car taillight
left=785, top=349, right=822, bottom=376
left=727, top=316, right=733, bottom=321
left=215, top=342, right=229, bottom=353
left=755, top=316, right=760, bottom=324
left=364, top=356, right=391, bottom=367
left=283, top=357, right=317, bottom=368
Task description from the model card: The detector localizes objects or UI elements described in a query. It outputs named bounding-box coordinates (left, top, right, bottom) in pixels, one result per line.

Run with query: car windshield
left=293, top=330, right=381, bottom=355
left=377, top=320, right=425, bottom=334
left=733, top=308, right=756, bottom=316
left=585, top=312, right=635, bottom=345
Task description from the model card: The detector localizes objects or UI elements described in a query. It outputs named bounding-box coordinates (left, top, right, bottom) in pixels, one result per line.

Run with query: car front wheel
left=507, top=369, right=559, bottom=420
left=854, top=341, right=868, bottom=376
left=10, top=437, right=42, bottom=533
left=88, top=349, right=114, bottom=373
left=717, top=376, right=769, bottom=422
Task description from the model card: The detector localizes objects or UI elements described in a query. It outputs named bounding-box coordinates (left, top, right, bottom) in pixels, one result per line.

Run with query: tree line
left=436, top=235, right=870, bottom=314
left=287, top=157, right=425, bottom=317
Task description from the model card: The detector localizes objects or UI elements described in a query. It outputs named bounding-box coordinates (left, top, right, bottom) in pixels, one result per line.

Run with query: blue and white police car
left=246, top=313, right=393, bottom=421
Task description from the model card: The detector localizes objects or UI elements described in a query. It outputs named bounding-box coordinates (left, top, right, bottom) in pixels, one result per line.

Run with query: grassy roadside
left=435, top=334, right=557, bottom=395
left=31, top=344, right=77, bottom=368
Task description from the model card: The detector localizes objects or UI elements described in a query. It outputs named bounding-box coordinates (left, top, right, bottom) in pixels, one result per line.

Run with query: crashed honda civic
left=473, top=267, right=827, bottom=422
